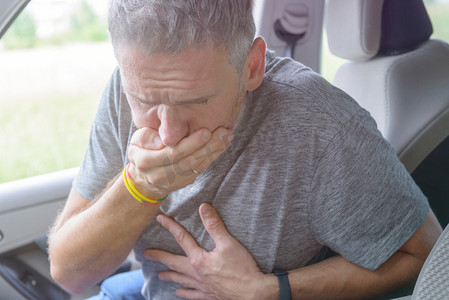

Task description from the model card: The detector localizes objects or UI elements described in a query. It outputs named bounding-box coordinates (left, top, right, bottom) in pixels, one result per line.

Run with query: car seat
left=411, top=222, right=449, bottom=299
left=325, top=0, right=449, bottom=228
left=393, top=223, right=449, bottom=300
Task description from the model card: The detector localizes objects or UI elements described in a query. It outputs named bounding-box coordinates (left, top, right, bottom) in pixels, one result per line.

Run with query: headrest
left=379, top=0, right=433, bottom=55
left=326, top=0, right=384, bottom=61
left=326, top=0, right=433, bottom=61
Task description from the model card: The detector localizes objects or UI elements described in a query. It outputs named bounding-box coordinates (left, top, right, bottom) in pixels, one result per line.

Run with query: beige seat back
left=326, top=0, right=449, bottom=174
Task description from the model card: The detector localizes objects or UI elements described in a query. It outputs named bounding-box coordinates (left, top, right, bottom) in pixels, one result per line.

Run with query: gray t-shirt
left=74, top=50, right=429, bottom=299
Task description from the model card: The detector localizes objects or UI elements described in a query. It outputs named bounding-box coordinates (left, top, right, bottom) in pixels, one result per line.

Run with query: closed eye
left=192, top=99, right=208, bottom=105
left=175, top=98, right=209, bottom=106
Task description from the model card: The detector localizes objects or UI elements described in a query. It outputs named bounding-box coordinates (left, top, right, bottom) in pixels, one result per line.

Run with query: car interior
left=0, top=0, right=448, bottom=299
left=326, top=0, right=449, bottom=298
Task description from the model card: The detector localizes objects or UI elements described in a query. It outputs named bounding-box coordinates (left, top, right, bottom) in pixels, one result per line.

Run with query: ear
left=244, top=37, right=266, bottom=92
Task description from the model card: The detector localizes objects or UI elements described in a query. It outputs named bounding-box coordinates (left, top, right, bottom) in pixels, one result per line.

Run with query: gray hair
left=108, top=0, right=256, bottom=73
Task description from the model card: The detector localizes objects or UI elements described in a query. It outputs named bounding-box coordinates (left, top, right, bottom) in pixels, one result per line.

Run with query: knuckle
left=140, top=130, right=151, bottom=148
left=190, top=254, right=205, bottom=270
left=185, top=156, right=199, bottom=168
left=165, top=261, right=178, bottom=271
left=165, top=147, right=178, bottom=162
left=134, top=160, right=147, bottom=172
left=149, top=172, right=167, bottom=186
left=196, top=160, right=211, bottom=174
left=131, top=128, right=146, bottom=145
left=204, top=217, right=222, bottom=230
left=127, top=145, right=138, bottom=160
left=135, top=159, right=152, bottom=174
left=173, top=228, right=187, bottom=245
left=219, top=242, right=234, bottom=256
left=136, top=128, right=158, bottom=148
left=129, top=148, right=151, bottom=171
left=141, top=127, right=153, bottom=139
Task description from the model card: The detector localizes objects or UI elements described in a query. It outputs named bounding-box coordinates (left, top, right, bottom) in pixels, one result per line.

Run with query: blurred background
left=0, top=0, right=448, bottom=183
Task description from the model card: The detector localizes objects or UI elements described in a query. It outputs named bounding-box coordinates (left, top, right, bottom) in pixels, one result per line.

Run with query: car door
left=0, top=0, right=115, bottom=298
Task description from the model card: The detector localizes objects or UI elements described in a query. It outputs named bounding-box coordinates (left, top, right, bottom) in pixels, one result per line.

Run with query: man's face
left=119, top=45, right=246, bottom=147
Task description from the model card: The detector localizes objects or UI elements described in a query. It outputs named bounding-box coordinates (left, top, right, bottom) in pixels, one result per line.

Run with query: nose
left=158, top=106, right=189, bottom=147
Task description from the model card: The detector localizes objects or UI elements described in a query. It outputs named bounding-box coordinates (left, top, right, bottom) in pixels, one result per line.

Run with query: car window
left=0, top=0, right=116, bottom=183
left=424, top=0, right=449, bottom=42
left=321, top=0, right=449, bottom=82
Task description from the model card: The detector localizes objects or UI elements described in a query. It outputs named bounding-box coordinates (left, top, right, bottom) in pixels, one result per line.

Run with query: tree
left=2, top=11, right=37, bottom=50
left=68, top=0, right=108, bottom=42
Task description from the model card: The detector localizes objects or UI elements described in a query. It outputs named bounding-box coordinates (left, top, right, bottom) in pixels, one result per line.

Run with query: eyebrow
left=124, top=90, right=216, bottom=106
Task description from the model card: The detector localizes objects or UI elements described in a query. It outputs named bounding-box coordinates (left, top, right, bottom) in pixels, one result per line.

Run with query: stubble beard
left=229, top=85, right=248, bottom=132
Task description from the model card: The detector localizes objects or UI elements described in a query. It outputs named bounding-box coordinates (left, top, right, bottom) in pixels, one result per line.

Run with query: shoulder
left=250, top=51, right=377, bottom=146
left=101, top=67, right=125, bottom=110
left=95, top=67, right=132, bottom=127
left=260, top=50, right=364, bottom=126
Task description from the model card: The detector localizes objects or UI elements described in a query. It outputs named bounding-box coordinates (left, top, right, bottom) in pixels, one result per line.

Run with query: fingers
left=145, top=249, right=194, bottom=276
left=158, top=271, right=199, bottom=290
left=155, top=214, right=204, bottom=259
left=153, top=204, right=234, bottom=260
left=129, top=128, right=212, bottom=171
left=146, top=250, right=209, bottom=299
left=129, top=127, right=164, bottom=150
left=161, top=129, right=212, bottom=166
left=169, top=127, right=233, bottom=175
left=129, top=127, right=232, bottom=172
left=176, top=288, right=209, bottom=300
left=199, top=203, right=233, bottom=248
left=128, top=127, right=233, bottom=193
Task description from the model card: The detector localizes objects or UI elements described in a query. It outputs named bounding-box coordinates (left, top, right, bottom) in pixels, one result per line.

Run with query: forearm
left=48, top=174, right=160, bottom=293
left=284, top=252, right=421, bottom=300
left=286, top=211, right=441, bottom=299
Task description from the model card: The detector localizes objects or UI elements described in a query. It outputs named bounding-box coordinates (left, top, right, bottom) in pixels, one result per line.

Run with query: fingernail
left=202, top=130, right=211, bottom=141
left=144, top=251, right=153, bottom=260
left=153, top=135, right=162, bottom=147
left=220, top=130, right=233, bottom=143
left=226, top=131, right=234, bottom=141
left=201, top=204, right=212, bottom=216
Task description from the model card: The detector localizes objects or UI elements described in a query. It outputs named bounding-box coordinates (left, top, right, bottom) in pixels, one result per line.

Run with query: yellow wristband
left=123, top=163, right=167, bottom=205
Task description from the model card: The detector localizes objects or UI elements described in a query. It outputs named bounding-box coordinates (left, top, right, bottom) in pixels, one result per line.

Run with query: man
left=48, top=0, right=442, bottom=299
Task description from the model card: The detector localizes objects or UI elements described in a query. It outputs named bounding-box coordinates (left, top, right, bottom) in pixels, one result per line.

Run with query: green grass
left=0, top=93, right=98, bottom=182
left=427, top=3, right=449, bottom=42
left=320, top=31, right=346, bottom=83
left=0, top=40, right=115, bottom=183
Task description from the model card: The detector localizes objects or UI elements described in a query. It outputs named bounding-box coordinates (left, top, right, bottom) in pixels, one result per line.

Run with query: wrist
left=273, top=269, right=292, bottom=300
left=252, top=273, right=279, bottom=300
left=124, top=163, right=168, bottom=203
